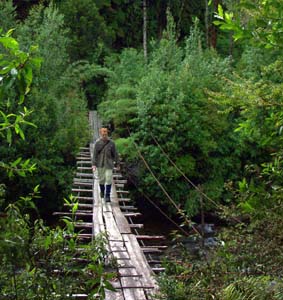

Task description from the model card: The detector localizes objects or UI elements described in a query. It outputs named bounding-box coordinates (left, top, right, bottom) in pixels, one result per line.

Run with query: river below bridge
left=133, top=194, right=222, bottom=260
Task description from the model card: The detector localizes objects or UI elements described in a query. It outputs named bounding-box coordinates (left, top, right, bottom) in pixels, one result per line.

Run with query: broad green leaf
left=0, top=37, right=19, bottom=51
left=218, top=4, right=224, bottom=18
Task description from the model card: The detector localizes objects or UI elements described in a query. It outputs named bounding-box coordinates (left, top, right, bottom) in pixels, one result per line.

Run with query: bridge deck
left=68, top=111, right=161, bottom=299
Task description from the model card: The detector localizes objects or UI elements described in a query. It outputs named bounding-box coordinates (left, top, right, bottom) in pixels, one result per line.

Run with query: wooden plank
left=105, top=288, right=124, bottom=300
left=93, top=179, right=104, bottom=235
left=74, top=178, right=93, bottom=182
left=117, top=198, right=132, bottom=202
left=123, top=213, right=141, bottom=218
left=120, top=206, right=137, bottom=211
left=135, top=235, right=165, bottom=240
left=53, top=211, right=92, bottom=217
left=122, top=234, right=158, bottom=294
left=74, top=222, right=93, bottom=228
left=104, top=210, right=123, bottom=241
left=129, top=224, right=144, bottom=229
left=75, top=196, right=93, bottom=201
left=113, top=174, right=123, bottom=178
left=121, top=285, right=147, bottom=300
left=76, top=173, right=93, bottom=178
left=114, top=180, right=127, bottom=184
left=111, top=186, right=132, bottom=234
left=77, top=152, right=90, bottom=156
left=73, top=182, right=93, bottom=187
left=76, top=161, right=92, bottom=165
left=115, top=183, right=125, bottom=188
left=72, top=188, right=93, bottom=193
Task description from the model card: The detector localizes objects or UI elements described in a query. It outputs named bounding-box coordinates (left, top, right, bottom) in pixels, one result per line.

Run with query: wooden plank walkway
left=54, top=111, right=162, bottom=299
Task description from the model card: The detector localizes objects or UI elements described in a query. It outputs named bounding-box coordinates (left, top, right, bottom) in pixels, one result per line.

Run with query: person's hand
left=92, top=165, right=96, bottom=172
left=115, top=164, right=120, bottom=171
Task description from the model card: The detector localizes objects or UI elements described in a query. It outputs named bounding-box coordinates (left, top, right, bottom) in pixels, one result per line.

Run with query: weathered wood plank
left=129, top=224, right=144, bottom=229
left=114, top=180, right=127, bottom=184
left=76, top=173, right=93, bottom=178
left=73, top=182, right=93, bottom=187
left=123, top=213, right=141, bottom=218
left=74, top=178, right=93, bottom=182
left=105, top=288, right=124, bottom=300
left=73, top=222, right=93, bottom=228
left=116, top=190, right=130, bottom=194
left=120, top=206, right=138, bottom=211
left=76, top=161, right=92, bottom=165
left=122, top=234, right=158, bottom=295
left=53, top=211, right=92, bottom=217
left=111, top=186, right=132, bottom=234
left=117, top=198, right=132, bottom=202
left=135, top=235, right=165, bottom=240
left=74, top=196, right=93, bottom=201
left=93, top=179, right=104, bottom=236
left=72, top=188, right=93, bottom=193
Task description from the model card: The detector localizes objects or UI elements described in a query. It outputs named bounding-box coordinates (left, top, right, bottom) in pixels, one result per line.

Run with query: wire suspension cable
left=150, top=133, right=244, bottom=224
left=126, top=173, right=190, bottom=236
left=127, top=127, right=201, bottom=236
left=151, top=133, right=220, bottom=208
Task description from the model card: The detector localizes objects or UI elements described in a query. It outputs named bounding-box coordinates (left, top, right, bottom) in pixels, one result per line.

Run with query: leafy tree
left=214, top=0, right=283, bottom=49
left=0, top=3, right=90, bottom=213
left=99, top=15, right=240, bottom=217
left=0, top=29, right=39, bottom=180
left=0, top=0, right=17, bottom=32
left=56, top=0, right=110, bottom=62
left=0, top=30, right=114, bottom=300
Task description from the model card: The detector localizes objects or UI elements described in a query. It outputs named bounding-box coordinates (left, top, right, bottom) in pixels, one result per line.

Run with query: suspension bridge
left=54, top=111, right=166, bottom=299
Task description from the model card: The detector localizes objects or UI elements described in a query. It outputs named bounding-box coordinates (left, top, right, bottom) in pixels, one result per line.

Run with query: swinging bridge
left=54, top=111, right=166, bottom=299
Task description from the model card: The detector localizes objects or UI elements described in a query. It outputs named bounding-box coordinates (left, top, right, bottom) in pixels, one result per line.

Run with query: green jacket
left=92, top=138, right=119, bottom=169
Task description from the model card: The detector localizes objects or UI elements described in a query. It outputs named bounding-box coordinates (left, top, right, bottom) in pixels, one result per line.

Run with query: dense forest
left=1, top=0, right=283, bottom=299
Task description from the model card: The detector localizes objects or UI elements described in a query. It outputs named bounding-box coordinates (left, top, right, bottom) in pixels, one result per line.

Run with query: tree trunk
left=205, top=0, right=209, bottom=47
left=143, top=0, right=147, bottom=62
left=209, top=0, right=220, bottom=48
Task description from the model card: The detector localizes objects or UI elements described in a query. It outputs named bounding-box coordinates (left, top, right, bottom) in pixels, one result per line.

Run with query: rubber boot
left=105, top=184, right=111, bottom=202
left=99, top=184, right=105, bottom=199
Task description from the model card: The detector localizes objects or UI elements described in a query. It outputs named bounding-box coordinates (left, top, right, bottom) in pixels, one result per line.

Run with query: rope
left=150, top=133, right=244, bottom=225
left=127, top=127, right=201, bottom=236
left=125, top=172, right=190, bottom=236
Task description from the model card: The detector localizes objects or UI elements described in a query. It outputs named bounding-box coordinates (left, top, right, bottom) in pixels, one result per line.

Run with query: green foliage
left=221, top=276, right=283, bottom=300
left=57, top=0, right=110, bottom=62
left=0, top=31, right=112, bottom=299
left=99, top=48, right=146, bottom=131
left=0, top=3, right=90, bottom=212
left=0, top=0, right=17, bottom=33
left=99, top=16, right=242, bottom=217
left=0, top=29, right=40, bottom=180
left=158, top=210, right=283, bottom=299
left=214, top=1, right=283, bottom=49
left=136, top=21, right=236, bottom=215
left=0, top=197, right=115, bottom=299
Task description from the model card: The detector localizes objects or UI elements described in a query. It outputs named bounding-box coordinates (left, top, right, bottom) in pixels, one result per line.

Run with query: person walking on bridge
left=92, top=127, right=119, bottom=202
